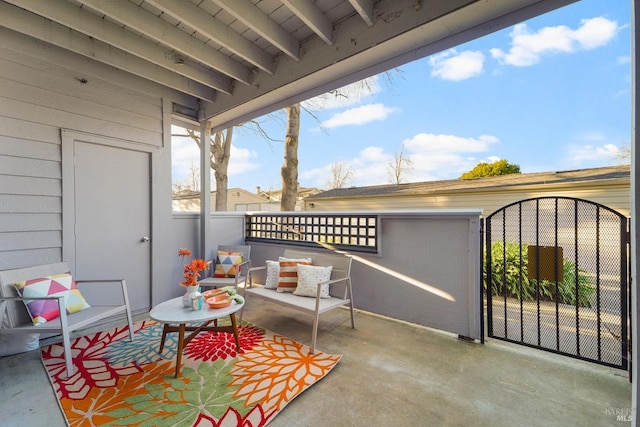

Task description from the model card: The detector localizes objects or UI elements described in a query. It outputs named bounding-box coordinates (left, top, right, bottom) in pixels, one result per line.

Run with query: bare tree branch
left=326, top=161, right=354, bottom=189
left=243, top=118, right=284, bottom=143
left=387, top=143, right=414, bottom=184
left=615, top=143, right=631, bottom=164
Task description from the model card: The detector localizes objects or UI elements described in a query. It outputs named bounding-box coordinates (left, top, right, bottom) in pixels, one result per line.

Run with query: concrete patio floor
left=0, top=297, right=632, bottom=426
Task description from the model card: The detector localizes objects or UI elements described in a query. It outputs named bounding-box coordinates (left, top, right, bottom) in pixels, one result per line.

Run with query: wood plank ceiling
left=0, top=0, right=577, bottom=130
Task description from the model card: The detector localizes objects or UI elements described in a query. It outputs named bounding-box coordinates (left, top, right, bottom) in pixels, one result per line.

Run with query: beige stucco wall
left=173, top=190, right=269, bottom=212
left=306, top=182, right=630, bottom=218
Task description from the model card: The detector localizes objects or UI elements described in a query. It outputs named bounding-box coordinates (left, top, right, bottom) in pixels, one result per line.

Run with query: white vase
left=182, top=285, right=201, bottom=308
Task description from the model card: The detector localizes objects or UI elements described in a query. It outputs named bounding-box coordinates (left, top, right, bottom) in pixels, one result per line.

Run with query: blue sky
left=172, top=0, right=631, bottom=193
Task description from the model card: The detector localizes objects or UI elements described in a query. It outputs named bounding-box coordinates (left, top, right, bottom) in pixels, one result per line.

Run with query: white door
left=63, top=133, right=151, bottom=312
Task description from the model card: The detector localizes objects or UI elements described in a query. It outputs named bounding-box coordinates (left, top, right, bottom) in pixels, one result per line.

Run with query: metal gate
left=485, top=197, right=629, bottom=369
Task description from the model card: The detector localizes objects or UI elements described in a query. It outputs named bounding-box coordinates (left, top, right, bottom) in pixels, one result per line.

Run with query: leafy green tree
left=460, top=159, right=521, bottom=179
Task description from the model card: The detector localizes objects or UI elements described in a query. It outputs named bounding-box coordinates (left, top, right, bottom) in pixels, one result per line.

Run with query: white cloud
left=403, top=133, right=499, bottom=153
left=357, top=146, right=389, bottom=162
left=299, top=164, right=334, bottom=184
left=491, top=17, right=619, bottom=67
left=429, top=50, right=485, bottom=81
left=321, top=103, right=399, bottom=128
left=301, top=133, right=501, bottom=188
left=303, top=76, right=381, bottom=111
left=566, top=143, right=619, bottom=163
left=618, top=55, right=631, bottom=65
left=228, top=145, right=260, bottom=175
left=573, top=17, right=619, bottom=49
left=399, top=133, right=499, bottom=182
left=300, top=147, right=393, bottom=188
left=614, top=89, right=628, bottom=99
left=577, top=131, right=607, bottom=142
left=170, top=131, right=259, bottom=185
left=171, top=136, right=200, bottom=184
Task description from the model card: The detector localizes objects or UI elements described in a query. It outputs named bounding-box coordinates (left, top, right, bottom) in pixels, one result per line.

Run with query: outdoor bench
left=240, top=249, right=354, bottom=353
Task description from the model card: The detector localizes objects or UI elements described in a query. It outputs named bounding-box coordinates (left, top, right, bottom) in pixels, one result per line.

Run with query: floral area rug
left=41, top=320, right=341, bottom=427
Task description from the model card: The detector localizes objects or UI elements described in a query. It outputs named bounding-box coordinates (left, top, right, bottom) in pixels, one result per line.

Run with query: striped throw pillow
left=277, top=257, right=312, bottom=293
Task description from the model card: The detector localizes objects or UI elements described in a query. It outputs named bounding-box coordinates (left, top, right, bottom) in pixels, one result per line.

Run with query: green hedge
left=485, top=241, right=595, bottom=308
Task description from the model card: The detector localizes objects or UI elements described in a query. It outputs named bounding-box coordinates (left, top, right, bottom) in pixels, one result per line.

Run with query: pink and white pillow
left=14, top=272, right=90, bottom=325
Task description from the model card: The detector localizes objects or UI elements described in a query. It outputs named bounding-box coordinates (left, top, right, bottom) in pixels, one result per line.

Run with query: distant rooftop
left=307, top=165, right=630, bottom=199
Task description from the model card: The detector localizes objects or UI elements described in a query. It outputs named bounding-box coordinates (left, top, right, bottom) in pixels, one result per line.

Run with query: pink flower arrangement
left=177, top=248, right=209, bottom=287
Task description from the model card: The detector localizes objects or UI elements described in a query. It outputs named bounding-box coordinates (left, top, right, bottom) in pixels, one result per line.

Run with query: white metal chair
left=198, top=245, right=251, bottom=291
left=0, top=262, right=135, bottom=378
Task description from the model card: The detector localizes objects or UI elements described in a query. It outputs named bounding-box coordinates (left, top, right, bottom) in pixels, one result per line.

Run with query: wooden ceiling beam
left=0, top=2, right=216, bottom=102
left=348, top=0, right=375, bottom=27
left=282, top=0, right=334, bottom=46
left=5, top=0, right=232, bottom=94
left=78, top=0, right=251, bottom=85
left=146, top=0, right=274, bottom=75
left=212, top=0, right=300, bottom=61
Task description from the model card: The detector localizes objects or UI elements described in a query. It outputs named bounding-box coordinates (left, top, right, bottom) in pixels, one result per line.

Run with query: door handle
left=140, top=236, right=150, bottom=242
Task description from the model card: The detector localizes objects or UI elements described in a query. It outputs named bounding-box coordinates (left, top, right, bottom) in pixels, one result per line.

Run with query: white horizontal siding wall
left=0, top=33, right=165, bottom=271
left=0, top=123, right=63, bottom=269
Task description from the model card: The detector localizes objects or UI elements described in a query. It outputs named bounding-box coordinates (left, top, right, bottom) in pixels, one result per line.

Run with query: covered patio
left=0, top=208, right=634, bottom=426
left=0, top=300, right=631, bottom=426
left=0, top=0, right=639, bottom=424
